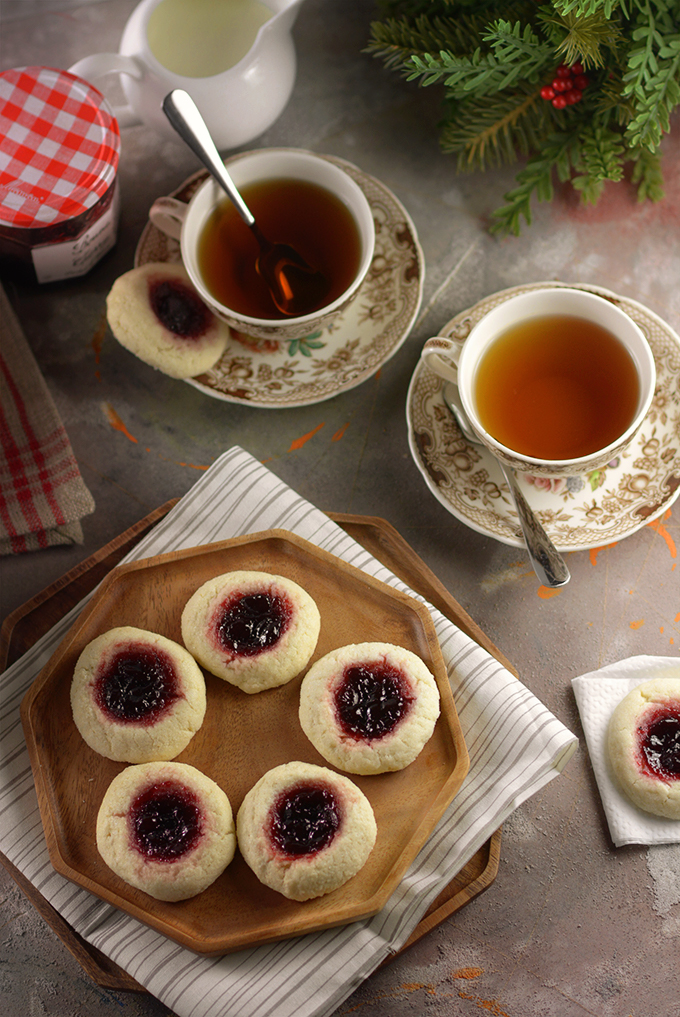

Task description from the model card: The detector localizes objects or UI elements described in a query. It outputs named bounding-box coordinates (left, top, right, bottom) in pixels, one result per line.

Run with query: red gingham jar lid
left=0, top=66, right=120, bottom=229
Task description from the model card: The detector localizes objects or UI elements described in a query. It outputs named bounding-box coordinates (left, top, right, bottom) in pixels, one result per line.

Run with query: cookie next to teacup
left=299, top=642, right=440, bottom=774
left=106, top=262, right=229, bottom=378
left=607, top=677, right=680, bottom=820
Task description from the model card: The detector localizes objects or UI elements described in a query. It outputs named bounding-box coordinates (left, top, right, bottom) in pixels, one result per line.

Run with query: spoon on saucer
left=442, top=383, right=570, bottom=588
left=162, top=89, right=330, bottom=317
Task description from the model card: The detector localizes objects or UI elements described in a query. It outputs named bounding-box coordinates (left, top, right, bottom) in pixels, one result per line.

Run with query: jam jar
left=0, top=66, right=121, bottom=284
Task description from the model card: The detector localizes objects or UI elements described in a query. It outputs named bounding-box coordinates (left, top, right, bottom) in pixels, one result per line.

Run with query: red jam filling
left=148, top=277, right=212, bottom=340
left=637, top=705, right=680, bottom=781
left=215, top=590, right=292, bottom=657
left=94, top=642, right=181, bottom=725
left=129, top=780, right=202, bottom=861
left=269, top=781, right=341, bottom=857
left=334, top=660, right=415, bottom=741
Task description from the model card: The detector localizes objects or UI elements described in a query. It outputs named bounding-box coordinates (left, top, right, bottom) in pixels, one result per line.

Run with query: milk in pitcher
left=146, top=0, right=273, bottom=77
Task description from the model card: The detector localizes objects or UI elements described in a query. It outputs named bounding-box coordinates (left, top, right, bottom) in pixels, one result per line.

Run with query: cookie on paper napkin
left=572, top=655, right=680, bottom=847
left=0, top=284, right=94, bottom=554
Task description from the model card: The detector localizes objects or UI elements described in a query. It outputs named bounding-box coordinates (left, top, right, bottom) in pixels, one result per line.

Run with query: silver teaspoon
left=442, top=383, right=570, bottom=588
left=162, top=90, right=329, bottom=317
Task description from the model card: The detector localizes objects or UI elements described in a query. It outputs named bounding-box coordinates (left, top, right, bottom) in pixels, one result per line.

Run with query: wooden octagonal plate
left=21, top=530, right=469, bottom=955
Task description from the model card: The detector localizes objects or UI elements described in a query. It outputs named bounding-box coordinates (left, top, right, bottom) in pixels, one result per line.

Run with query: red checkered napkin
left=0, top=284, right=94, bottom=554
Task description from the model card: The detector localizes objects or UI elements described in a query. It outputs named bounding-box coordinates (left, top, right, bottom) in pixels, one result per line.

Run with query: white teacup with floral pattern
left=149, top=148, right=375, bottom=342
left=420, top=287, right=656, bottom=478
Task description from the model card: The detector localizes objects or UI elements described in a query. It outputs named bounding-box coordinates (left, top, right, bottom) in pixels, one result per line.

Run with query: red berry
left=574, top=74, right=589, bottom=90
left=556, top=64, right=572, bottom=79
left=552, top=94, right=568, bottom=109
left=570, top=62, right=584, bottom=75
left=540, top=85, right=556, bottom=100
left=565, top=89, right=582, bottom=104
left=552, top=78, right=571, bottom=92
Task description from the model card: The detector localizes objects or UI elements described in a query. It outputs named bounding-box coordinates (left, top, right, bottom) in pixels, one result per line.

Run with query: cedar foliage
left=366, top=0, right=679, bottom=234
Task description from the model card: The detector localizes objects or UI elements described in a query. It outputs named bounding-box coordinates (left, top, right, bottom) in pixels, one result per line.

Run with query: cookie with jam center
left=106, top=262, right=229, bottom=378
left=181, top=570, right=321, bottom=693
left=236, top=761, right=376, bottom=901
left=299, top=642, right=440, bottom=774
left=96, top=761, right=236, bottom=901
left=607, top=677, right=680, bottom=820
left=70, top=626, right=206, bottom=763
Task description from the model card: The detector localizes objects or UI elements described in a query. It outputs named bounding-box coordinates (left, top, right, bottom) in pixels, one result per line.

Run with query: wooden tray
left=1, top=507, right=504, bottom=988
left=21, top=530, right=470, bottom=954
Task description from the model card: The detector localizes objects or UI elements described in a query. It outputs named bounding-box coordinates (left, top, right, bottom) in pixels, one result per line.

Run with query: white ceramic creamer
left=68, top=0, right=303, bottom=151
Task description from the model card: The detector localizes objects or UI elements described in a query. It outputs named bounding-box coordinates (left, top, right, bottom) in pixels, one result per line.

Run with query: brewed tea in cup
left=149, top=149, right=375, bottom=341
left=197, top=177, right=362, bottom=320
left=420, top=288, right=656, bottom=477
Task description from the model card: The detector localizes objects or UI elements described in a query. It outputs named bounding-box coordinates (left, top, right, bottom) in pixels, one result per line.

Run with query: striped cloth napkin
left=0, top=446, right=578, bottom=1017
left=0, top=283, right=94, bottom=554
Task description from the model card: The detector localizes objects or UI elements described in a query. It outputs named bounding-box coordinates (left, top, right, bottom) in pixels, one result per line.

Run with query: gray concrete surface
left=1, top=2, right=679, bottom=1015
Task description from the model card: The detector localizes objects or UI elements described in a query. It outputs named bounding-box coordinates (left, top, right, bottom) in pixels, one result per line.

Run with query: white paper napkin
left=0, top=446, right=578, bottom=1017
left=572, top=656, right=680, bottom=847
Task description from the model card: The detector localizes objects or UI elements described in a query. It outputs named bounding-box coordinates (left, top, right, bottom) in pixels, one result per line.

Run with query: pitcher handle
left=149, top=197, right=188, bottom=241
left=68, top=54, right=143, bottom=128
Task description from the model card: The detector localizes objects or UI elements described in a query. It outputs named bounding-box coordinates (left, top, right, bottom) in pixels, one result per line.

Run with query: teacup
left=149, top=148, right=375, bottom=342
left=420, top=288, right=656, bottom=477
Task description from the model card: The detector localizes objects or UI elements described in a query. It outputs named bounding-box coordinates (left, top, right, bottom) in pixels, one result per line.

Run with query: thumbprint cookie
left=607, top=677, right=680, bottom=820
left=236, top=761, right=376, bottom=900
left=181, top=571, right=320, bottom=693
left=96, top=762, right=235, bottom=901
left=299, top=642, right=440, bottom=774
left=70, top=626, right=206, bottom=763
left=106, top=262, right=229, bottom=378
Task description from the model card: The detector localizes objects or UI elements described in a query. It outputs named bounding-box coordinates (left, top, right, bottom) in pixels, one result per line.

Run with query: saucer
left=135, top=155, right=424, bottom=408
left=407, top=282, right=680, bottom=552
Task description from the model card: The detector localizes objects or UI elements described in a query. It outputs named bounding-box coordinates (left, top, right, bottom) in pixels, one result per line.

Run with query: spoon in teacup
left=442, top=383, right=570, bottom=588
left=162, top=89, right=330, bottom=317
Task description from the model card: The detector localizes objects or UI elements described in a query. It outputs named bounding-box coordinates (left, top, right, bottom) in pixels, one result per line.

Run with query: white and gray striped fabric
left=0, top=446, right=578, bottom=1017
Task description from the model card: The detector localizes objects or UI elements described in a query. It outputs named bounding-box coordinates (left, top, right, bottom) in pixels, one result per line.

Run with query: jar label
left=31, top=189, right=120, bottom=283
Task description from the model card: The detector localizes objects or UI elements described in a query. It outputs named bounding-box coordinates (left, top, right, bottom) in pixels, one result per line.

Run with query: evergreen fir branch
left=439, top=85, right=555, bottom=170
left=375, top=0, right=521, bottom=14
left=405, top=23, right=554, bottom=96
left=592, top=71, right=638, bottom=122
left=622, top=2, right=679, bottom=100
left=581, top=126, right=626, bottom=182
left=368, top=0, right=680, bottom=234
left=489, top=130, right=582, bottom=236
left=625, top=0, right=680, bottom=18
left=366, top=1, right=535, bottom=72
left=572, top=172, right=607, bottom=202
left=571, top=123, right=625, bottom=201
left=630, top=145, right=665, bottom=200
left=375, top=0, right=451, bottom=15
left=624, top=31, right=680, bottom=148
left=366, top=14, right=486, bottom=71
left=536, top=5, right=624, bottom=68
left=552, top=0, right=621, bottom=16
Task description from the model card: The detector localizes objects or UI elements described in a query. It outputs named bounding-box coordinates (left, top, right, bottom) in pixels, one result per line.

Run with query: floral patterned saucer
left=407, top=282, right=680, bottom=552
left=135, top=155, right=424, bottom=407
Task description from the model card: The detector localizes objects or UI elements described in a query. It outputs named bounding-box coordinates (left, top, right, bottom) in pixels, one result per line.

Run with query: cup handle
left=67, top=54, right=143, bottom=128
left=420, top=336, right=463, bottom=385
left=149, top=197, right=188, bottom=241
